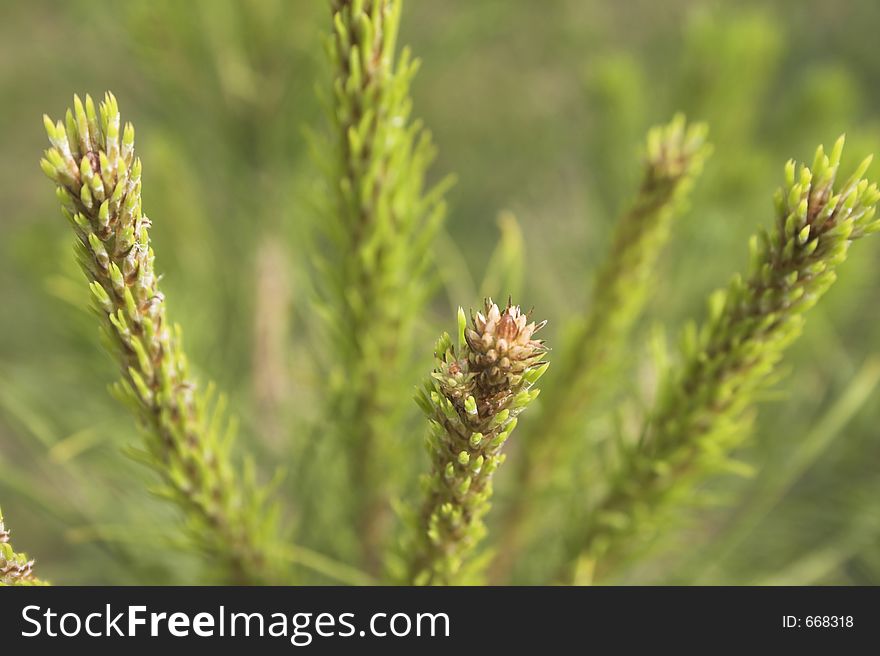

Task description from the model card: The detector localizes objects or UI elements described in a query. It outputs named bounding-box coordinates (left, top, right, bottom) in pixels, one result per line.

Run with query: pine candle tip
left=411, top=299, right=548, bottom=583
left=645, top=115, right=711, bottom=182
left=466, top=299, right=547, bottom=395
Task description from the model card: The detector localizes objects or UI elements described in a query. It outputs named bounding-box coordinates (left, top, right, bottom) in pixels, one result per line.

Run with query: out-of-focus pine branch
left=491, top=117, right=709, bottom=582
left=312, top=0, right=451, bottom=574
left=562, top=137, right=880, bottom=583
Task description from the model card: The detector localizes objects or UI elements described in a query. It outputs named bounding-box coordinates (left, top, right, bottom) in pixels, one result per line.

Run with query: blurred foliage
left=3, top=0, right=880, bottom=584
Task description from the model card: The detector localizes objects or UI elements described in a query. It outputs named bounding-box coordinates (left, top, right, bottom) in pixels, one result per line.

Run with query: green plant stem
left=279, top=545, right=375, bottom=586
left=491, top=117, right=709, bottom=582
left=317, top=0, right=449, bottom=574
left=41, top=93, right=285, bottom=585
left=561, top=137, right=880, bottom=583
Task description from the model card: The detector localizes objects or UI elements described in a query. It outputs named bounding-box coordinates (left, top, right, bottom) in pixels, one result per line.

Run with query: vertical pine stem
left=318, top=0, right=449, bottom=573
left=491, top=117, right=709, bottom=582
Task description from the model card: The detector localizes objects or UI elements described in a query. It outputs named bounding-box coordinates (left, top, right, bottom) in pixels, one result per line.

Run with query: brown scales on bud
left=0, top=557, right=36, bottom=582
left=465, top=300, right=547, bottom=396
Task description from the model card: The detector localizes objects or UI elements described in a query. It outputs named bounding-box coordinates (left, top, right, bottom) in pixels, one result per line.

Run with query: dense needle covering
left=409, top=301, right=548, bottom=584
left=40, top=94, right=284, bottom=585
left=563, top=137, right=880, bottom=582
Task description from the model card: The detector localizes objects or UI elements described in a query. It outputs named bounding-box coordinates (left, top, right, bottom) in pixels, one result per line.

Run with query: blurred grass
left=3, top=0, right=880, bottom=584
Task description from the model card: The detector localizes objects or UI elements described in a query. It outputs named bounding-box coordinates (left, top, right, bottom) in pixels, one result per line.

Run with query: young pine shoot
left=410, top=300, right=548, bottom=584
left=41, top=93, right=285, bottom=585
left=493, top=116, right=710, bottom=581
left=564, top=137, right=880, bottom=583
left=313, top=0, right=450, bottom=573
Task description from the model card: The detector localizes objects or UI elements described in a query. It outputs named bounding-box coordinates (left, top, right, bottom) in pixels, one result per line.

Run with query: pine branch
left=491, top=116, right=709, bottom=581
left=40, top=93, right=285, bottom=585
left=562, top=136, right=880, bottom=582
left=409, top=301, right=548, bottom=584
left=315, top=0, right=450, bottom=573
left=0, top=507, right=48, bottom=586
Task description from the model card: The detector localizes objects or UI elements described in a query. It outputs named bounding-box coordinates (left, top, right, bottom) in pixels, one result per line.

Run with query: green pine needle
left=563, top=136, right=880, bottom=583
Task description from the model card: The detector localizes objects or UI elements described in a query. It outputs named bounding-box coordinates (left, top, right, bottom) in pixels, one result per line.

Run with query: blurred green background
left=3, top=0, right=880, bottom=584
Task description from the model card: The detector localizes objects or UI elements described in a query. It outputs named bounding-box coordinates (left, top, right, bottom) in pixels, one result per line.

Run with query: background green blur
left=3, top=0, right=880, bottom=584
